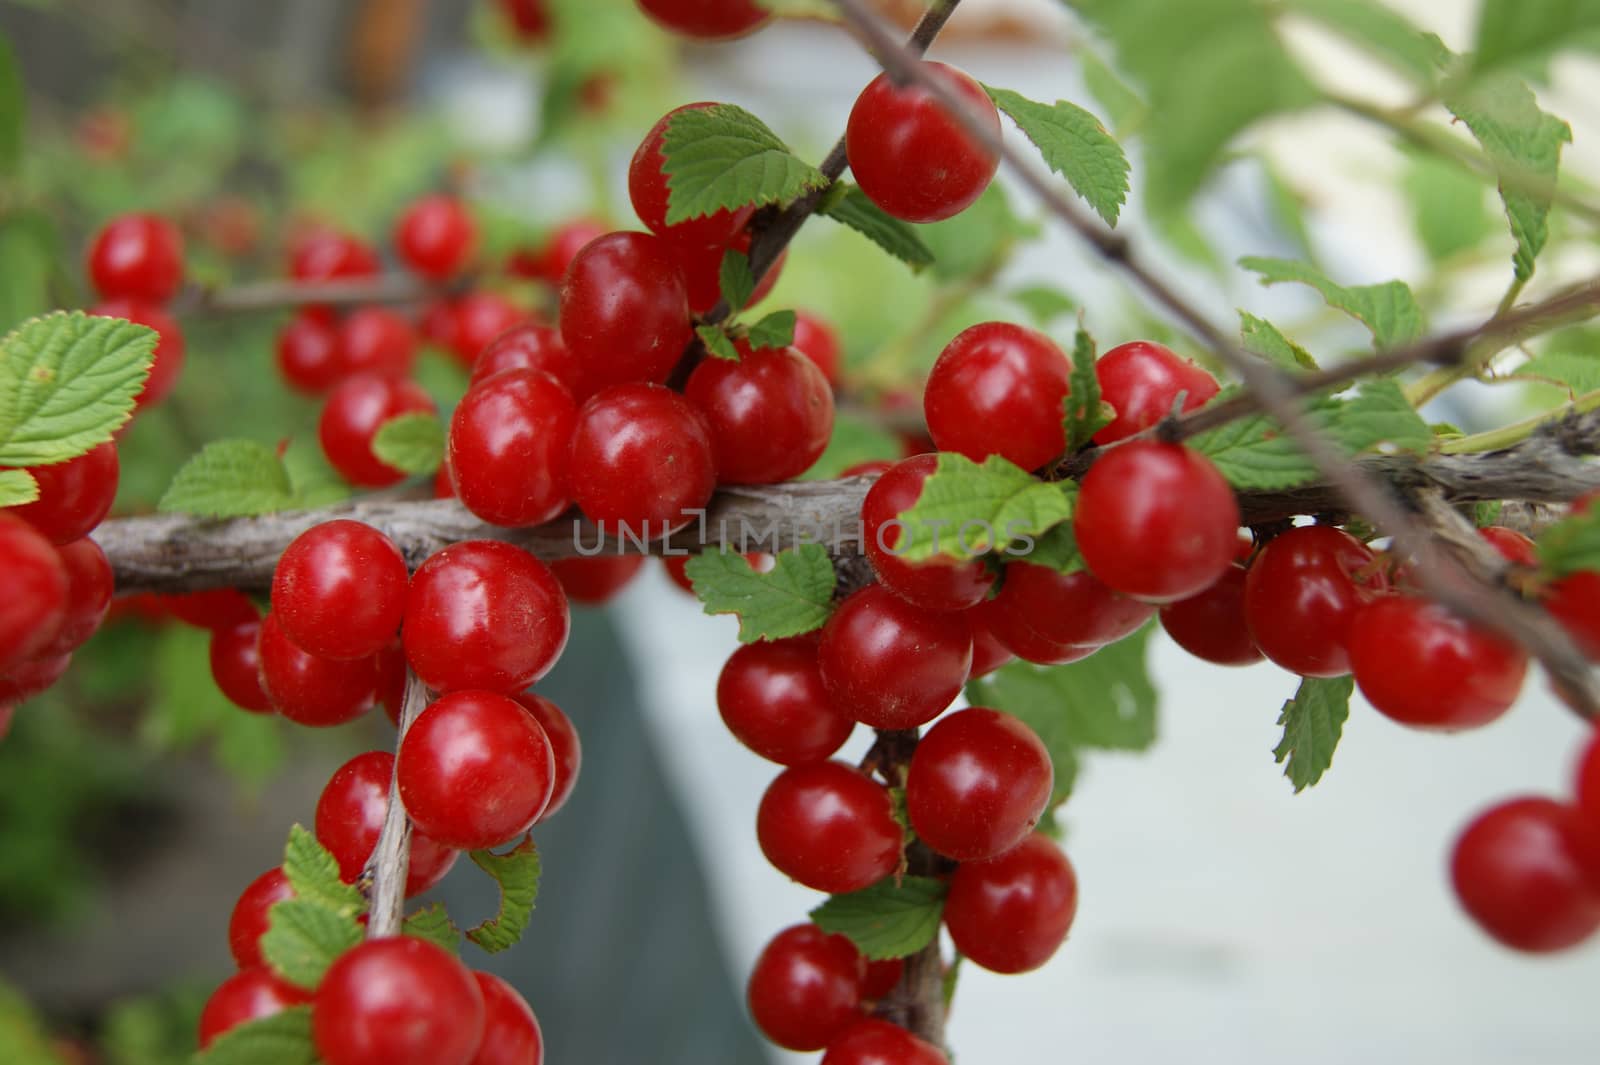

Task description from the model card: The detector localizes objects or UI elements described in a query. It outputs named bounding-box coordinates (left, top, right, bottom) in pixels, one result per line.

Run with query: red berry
left=513, top=693, right=582, bottom=822
left=568, top=383, right=717, bottom=537
left=975, top=593, right=1098, bottom=666
left=1243, top=525, right=1386, bottom=677
left=757, top=760, right=902, bottom=893
left=87, top=213, right=184, bottom=302
left=663, top=553, right=697, bottom=595
left=338, top=307, right=418, bottom=379
left=497, top=0, right=551, bottom=41
left=277, top=312, right=345, bottom=393
left=313, top=937, right=486, bottom=1065
left=747, top=924, right=864, bottom=1051
left=0, top=515, right=67, bottom=673
left=1480, top=525, right=1537, bottom=565
left=1092, top=341, right=1220, bottom=444
left=923, top=323, right=1069, bottom=471
left=198, top=967, right=311, bottom=1049
left=398, top=690, right=555, bottom=850
left=1348, top=596, right=1526, bottom=731
left=861, top=454, right=996, bottom=612
left=822, top=1020, right=949, bottom=1065
left=559, top=232, right=691, bottom=388
left=962, top=603, right=1016, bottom=678
left=1158, top=563, right=1261, bottom=666
left=4, top=442, right=119, bottom=545
left=818, top=585, right=971, bottom=729
left=33, top=538, right=113, bottom=659
left=518, top=218, right=607, bottom=285
left=469, top=971, right=545, bottom=1065
left=860, top=958, right=903, bottom=1001
left=944, top=834, right=1078, bottom=973
left=210, top=618, right=273, bottom=713
left=0, top=653, right=71, bottom=704
left=550, top=555, right=645, bottom=605
left=718, top=638, right=855, bottom=765
left=1075, top=442, right=1240, bottom=603
left=449, top=370, right=577, bottom=527
left=846, top=62, right=1000, bottom=223
left=1545, top=571, right=1600, bottom=660
left=471, top=322, right=585, bottom=397
left=635, top=0, right=769, bottom=39
left=403, top=541, right=569, bottom=694
left=630, top=104, right=754, bottom=245
left=375, top=641, right=408, bottom=726
left=670, top=229, right=785, bottom=316
left=1577, top=731, right=1600, bottom=826
left=420, top=298, right=460, bottom=352
left=907, top=707, right=1052, bottom=861
left=1450, top=797, right=1600, bottom=953
left=395, top=195, right=478, bottom=280
left=684, top=341, right=834, bottom=484
left=792, top=311, right=842, bottom=387
left=229, top=868, right=295, bottom=969
left=450, top=293, right=528, bottom=367
left=0, top=705, right=11, bottom=741
left=90, top=300, right=186, bottom=409
left=290, top=227, right=381, bottom=285
left=165, top=588, right=259, bottom=631
left=991, top=560, right=1153, bottom=650
left=257, top=612, right=382, bottom=726
left=272, top=521, right=409, bottom=661
left=316, top=750, right=458, bottom=896
left=319, top=374, right=436, bottom=488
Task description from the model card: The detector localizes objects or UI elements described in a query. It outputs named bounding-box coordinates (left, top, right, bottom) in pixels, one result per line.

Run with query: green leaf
left=1328, top=379, right=1434, bottom=456
left=685, top=544, right=836, bottom=642
left=282, top=824, right=365, bottom=917
left=1008, top=284, right=1076, bottom=325
left=0, top=210, right=62, bottom=334
left=0, top=468, right=37, bottom=507
left=370, top=412, right=444, bottom=476
left=1403, top=152, right=1495, bottom=264
left=404, top=903, right=462, bottom=954
left=281, top=436, right=352, bottom=509
left=810, top=877, right=947, bottom=961
left=260, top=899, right=363, bottom=988
left=1273, top=675, right=1353, bottom=792
left=0, top=312, right=157, bottom=466
left=0, top=36, right=22, bottom=177
left=1513, top=349, right=1600, bottom=395
left=1470, top=0, right=1600, bottom=78
left=893, top=453, right=1075, bottom=563
left=918, top=184, right=1038, bottom=282
left=1536, top=508, right=1600, bottom=576
left=1444, top=72, right=1571, bottom=282
left=467, top=838, right=541, bottom=953
left=800, top=411, right=900, bottom=481
left=660, top=104, right=830, bottom=224
left=696, top=323, right=740, bottom=362
left=1239, top=257, right=1425, bottom=349
left=818, top=184, right=935, bottom=271
left=747, top=309, right=797, bottom=350
left=1079, top=50, right=1148, bottom=136
left=192, top=1005, right=317, bottom=1065
left=719, top=249, right=756, bottom=311
left=1281, top=0, right=1448, bottom=85
left=1240, top=312, right=1318, bottom=370
left=1062, top=328, right=1110, bottom=450
left=984, top=85, right=1130, bottom=226
left=1474, top=499, right=1505, bottom=527
left=1017, top=521, right=1085, bottom=576
left=157, top=440, right=295, bottom=517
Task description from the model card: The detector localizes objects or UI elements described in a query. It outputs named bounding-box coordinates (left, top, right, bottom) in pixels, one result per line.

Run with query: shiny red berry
left=559, top=232, right=692, bottom=389
left=1158, top=563, right=1262, bottom=666
left=822, top=1020, right=949, bottom=1065
left=792, top=311, right=842, bottom=387
left=670, top=229, right=785, bottom=316
left=338, top=307, right=419, bottom=379
left=1243, top=525, right=1386, bottom=677
left=316, top=750, right=458, bottom=896
left=210, top=618, right=273, bottom=713
left=746, top=924, right=864, bottom=1051
left=469, top=971, right=545, bottom=1065
left=319, top=374, right=436, bottom=488
left=0, top=653, right=71, bottom=705
left=944, top=834, right=1078, bottom=973
left=272, top=520, right=408, bottom=661
left=967, top=593, right=1093, bottom=666
left=520, top=219, right=606, bottom=285
left=635, top=0, right=770, bottom=39
left=4, top=442, right=118, bottom=545
left=395, top=195, right=478, bottom=280
left=165, top=588, right=260, bottom=631
left=962, top=603, right=1016, bottom=678
left=718, top=638, right=855, bottom=765
left=549, top=555, right=645, bottom=605
left=497, top=0, right=551, bottom=41
left=291, top=228, right=381, bottom=286
left=757, top=760, right=902, bottom=893
left=449, top=293, right=528, bottom=367
left=684, top=341, right=834, bottom=484
left=0, top=515, right=67, bottom=673
left=1092, top=341, right=1220, bottom=443
left=198, top=967, right=311, bottom=1049
left=33, top=538, right=113, bottom=659
left=991, top=560, right=1153, bottom=650
left=87, top=213, right=184, bottom=302
left=1480, top=525, right=1537, bottom=565
left=312, top=937, right=486, bottom=1065
left=568, top=384, right=717, bottom=537
left=862, top=454, right=996, bottom=612
left=907, top=707, right=1052, bottom=861
left=90, top=299, right=186, bottom=409
left=860, top=958, right=903, bottom=1001
left=1450, top=797, right=1600, bottom=953
left=449, top=370, right=577, bottom=527
left=818, top=585, right=971, bottom=729
left=276, top=312, right=344, bottom=393
left=513, top=693, right=581, bottom=822
left=630, top=104, right=754, bottom=245
left=924, top=322, right=1069, bottom=471
left=471, top=322, right=585, bottom=397
left=228, top=868, right=295, bottom=969
left=257, top=612, right=382, bottom=726
left=1545, top=571, right=1600, bottom=660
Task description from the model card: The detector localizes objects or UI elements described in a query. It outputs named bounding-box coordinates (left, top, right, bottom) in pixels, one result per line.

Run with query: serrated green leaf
left=192, top=1005, right=317, bottom=1065
left=893, top=453, right=1075, bottom=562
left=1328, top=379, right=1433, bottom=455
left=1470, top=0, right=1600, bottom=78
left=1015, top=521, right=1085, bottom=576
left=0, top=468, right=38, bottom=506
left=282, top=824, right=365, bottom=917
left=260, top=899, right=364, bottom=988
left=1403, top=151, right=1495, bottom=264
left=370, top=412, right=443, bottom=476
left=1259, top=160, right=1319, bottom=264
left=809, top=877, right=947, bottom=961
left=1273, top=675, right=1353, bottom=792
left=281, top=436, right=351, bottom=509
left=1240, top=312, right=1318, bottom=370
left=800, top=411, right=899, bottom=481
left=1008, top=285, right=1076, bottom=325
left=404, top=903, right=462, bottom=954
left=818, top=184, right=935, bottom=270
left=747, top=310, right=797, bottom=350
left=697, top=324, right=740, bottom=362
left=984, top=85, right=1129, bottom=226
left=1281, top=0, right=1448, bottom=85
left=157, top=440, right=295, bottom=517
left=0, top=312, right=157, bottom=465
left=1536, top=508, right=1600, bottom=576
left=1063, top=327, right=1109, bottom=451
left=467, top=837, right=540, bottom=953
left=660, top=104, right=829, bottom=224
left=719, top=249, right=756, bottom=311
left=1513, top=350, right=1600, bottom=395
left=686, top=544, right=836, bottom=642
left=0, top=37, right=22, bottom=178
left=1239, top=257, right=1424, bottom=349
left=1079, top=50, right=1147, bottom=136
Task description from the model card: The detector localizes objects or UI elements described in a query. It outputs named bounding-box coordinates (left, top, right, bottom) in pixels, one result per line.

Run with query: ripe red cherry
left=403, top=541, right=570, bottom=694
left=965, top=594, right=1092, bottom=666
left=636, top=0, right=770, bottom=39
left=630, top=104, right=754, bottom=245
left=316, top=750, right=458, bottom=896
left=1092, top=340, right=1220, bottom=443
left=228, top=868, right=295, bottom=969
left=962, top=603, right=1016, bottom=678
left=670, top=229, right=786, bottom=316
left=559, top=232, right=692, bottom=389
left=923, top=322, right=1070, bottom=471
left=87, top=213, right=184, bottom=302
left=1243, top=525, right=1386, bottom=677
left=338, top=307, right=418, bottom=379
left=746, top=924, right=864, bottom=1051
left=312, top=937, right=486, bottom=1065
left=860, top=958, right=903, bottom=1001
left=0, top=515, right=67, bottom=673
left=90, top=299, right=186, bottom=409
left=469, top=971, right=545, bottom=1065
left=33, top=538, right=114, bottom=659
left=550, top=555, right=645, bottom=605
left=717, top=638, right=855, bottom=765
left=1479, top=525, right=1537, bottom=565
left=861, top=454, right=996, bottom=612
left=684, top=341, right=835, bottom=484
left=165, top=588, right=259, bottom=631
left=291, top=227, right=381, bottom=285
left=757, top=760, right=902, bottom=893
left=944, top=834, right=1078, bottom=973
left=1159, top=563, right=1261, bottom=666
left=398, top=690, right=555, bottom=850
left=792, top=311, right=842, bottom=387
left=513, top=693, right=581, bottom=822
left=1349, top=596, right=1526, bottom=731
left=449, top=369, right=577, bottom=527
left=272, top=520, right=409, bottom=661
left=257, top=612, right=382, bottom=726
left=822, top=1020, right=949, bottom=1065
left=568, top=384, right=717, bottom=537
left=319, top=374, right=436, bottom=488
left=1545, top=571, right=1600, bottom=660
left=1075, top=442, right=1240, bottom=603
left=0, top=653, right=71, bottom=704
left=991, top=560, right=1154, bottom=650
left=471, top=322, right=585, bottom=397
left=846, top=62, right=1000, bottom=224
left=1577, top=732, right=1600, bottom=830
left=519, top=218, right=607, bottom=285
left=395, top=195, right=478, bottom=280
left=497, top=0, right=551, bottom=41
left=210, top=618, right=273, bottom=713
left=907, top=707, right=1053, bottom=861
left=198, top=967, right=311, bottom=1049
left=818, top=585, right=972, bottom=729
left=5, top=442, right=118, bottom=545
left=449, top=293, right=528, bottom=366
left=276, top=312, right=344, bottom=393
left=1450, top=797, right=1600, bottom=952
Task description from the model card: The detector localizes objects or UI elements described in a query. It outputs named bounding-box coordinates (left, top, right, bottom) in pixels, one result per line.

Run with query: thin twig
left=180, top=275, right=436, bottom=316
left=364, top=670, right=430, bottom=939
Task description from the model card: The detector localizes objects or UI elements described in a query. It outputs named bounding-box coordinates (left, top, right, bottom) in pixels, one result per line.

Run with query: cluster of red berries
left=84, top=213, right=189, bottom=410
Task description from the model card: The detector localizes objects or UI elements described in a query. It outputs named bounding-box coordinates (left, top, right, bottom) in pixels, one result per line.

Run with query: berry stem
left=364, top=668, right=430, bottom=939
left=1438, top=388, right=1600, bottom=455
